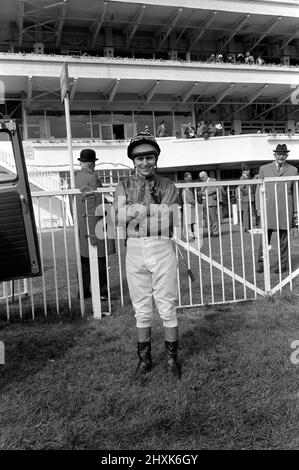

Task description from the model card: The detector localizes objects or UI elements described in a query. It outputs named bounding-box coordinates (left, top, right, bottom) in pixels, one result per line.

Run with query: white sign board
left=23, top=141, right=34, bottom=160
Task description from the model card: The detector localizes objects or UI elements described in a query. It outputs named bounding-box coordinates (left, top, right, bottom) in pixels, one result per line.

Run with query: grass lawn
left=1, top=293, right=299, bottom=450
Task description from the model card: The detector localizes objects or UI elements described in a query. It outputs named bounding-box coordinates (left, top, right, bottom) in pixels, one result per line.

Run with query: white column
left=233, top=119, right=242, bottom=135
left=172, top=111, right=175, bottom=137
left=89, top=110, right=93, bottom=138
left=21, top=100, right=28, bottom=140
left=192, top=107, right=196, bottom=128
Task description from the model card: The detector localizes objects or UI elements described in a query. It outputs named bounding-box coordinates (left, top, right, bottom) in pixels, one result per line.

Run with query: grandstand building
left=1, top=0, right=299, bottom=184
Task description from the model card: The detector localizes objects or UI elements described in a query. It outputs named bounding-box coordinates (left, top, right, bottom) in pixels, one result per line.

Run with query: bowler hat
left=273, top=144, right=290, bottom=154
left=78, top=148, right=98, bottom=162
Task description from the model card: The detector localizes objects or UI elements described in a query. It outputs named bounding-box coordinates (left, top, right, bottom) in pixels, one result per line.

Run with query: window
left=47, top=112, right=67, bottom=138
left=70, top=113, right=91, bottom=138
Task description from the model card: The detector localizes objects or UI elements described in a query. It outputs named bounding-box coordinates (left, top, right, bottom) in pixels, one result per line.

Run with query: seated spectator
left=216, top=54, right=224, bottom=63
left=295, top=121, right=299, bottom=134
left=256, top=55, right=264, bottom=65
left=226, top=54, right=235, bottom=63
left=202, top=121, right=210, bottom=140
left=237, top=53, right=245, bottom=63
left=184, top=122, right=196, bottom=138
left=215, top=123, right=223, bottom=136
left=207, top=53, right=216, bottom=63
left=208, top=122, right=216, bottom=137
left=245, top=51, right=255, bottom=64
left=196, top=121, right=204, bottom=138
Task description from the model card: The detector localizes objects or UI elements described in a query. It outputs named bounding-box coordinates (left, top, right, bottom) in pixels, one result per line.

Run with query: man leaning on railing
left=75, top=148, right=115, bottom=300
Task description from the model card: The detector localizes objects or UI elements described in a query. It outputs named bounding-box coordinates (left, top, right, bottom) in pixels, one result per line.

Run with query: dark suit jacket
left=238, top=174, right=250, bottom=203
left=255, top=161, right=298, bottom=230
left=75, top=168, right=115, bottom=257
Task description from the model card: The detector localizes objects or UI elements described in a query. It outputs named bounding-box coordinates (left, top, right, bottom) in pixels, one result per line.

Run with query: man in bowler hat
left=75, top=148, right=115, bottom=299
left=255, top=144, right=298, bottom=274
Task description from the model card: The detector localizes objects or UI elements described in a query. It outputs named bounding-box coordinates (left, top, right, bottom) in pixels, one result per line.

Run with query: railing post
left=259, top=180, right=271, bottom=294
left=85, top=199, right=102, bottom=319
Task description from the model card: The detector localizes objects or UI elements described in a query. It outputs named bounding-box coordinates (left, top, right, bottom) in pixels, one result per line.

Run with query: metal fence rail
left=1, top=177, right=299, bottom=322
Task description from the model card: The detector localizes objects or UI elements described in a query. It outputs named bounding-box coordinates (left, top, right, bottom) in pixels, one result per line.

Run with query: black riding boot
left=136, top=342, right=152, bottom=376
left=165, top=341, right=181, bottom=379
left=135, top=327, right=152, bottom=376
left=164, top=326, right=181, bottom=379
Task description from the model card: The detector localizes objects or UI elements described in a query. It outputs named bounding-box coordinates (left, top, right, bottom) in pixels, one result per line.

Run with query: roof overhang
left=1, top=54, right=299, bottom=110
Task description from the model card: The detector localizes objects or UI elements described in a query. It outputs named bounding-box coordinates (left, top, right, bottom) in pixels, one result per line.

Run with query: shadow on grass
left=0, top=320, right=87, bottom=392
left=178, top=305, right=247, bottom=359
left=0, top=297, right=87, bottom=325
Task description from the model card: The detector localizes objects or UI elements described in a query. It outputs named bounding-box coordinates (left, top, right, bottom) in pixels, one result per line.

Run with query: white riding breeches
left=126, top=237, right=178, bottom=328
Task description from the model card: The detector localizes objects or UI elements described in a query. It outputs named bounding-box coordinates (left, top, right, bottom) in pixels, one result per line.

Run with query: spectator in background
left=237, top=163, right=252, bottom=232
left=144, top=125, right=150, bottom=134
left=202, top=121, right=210, bottom=140
left=227, top=54, right=235, bottom=63
left=196, top=121, right=204, bottom=138
left=181, top=172, right=197, bottom=240
left=75, top=149, right=115, bottom=300
left=216, top=54, right=224, bottom=63
left=184, top=122, right=196, bottom=138
left=199, top=171, right=220, bottom=237
left=208, top=122, right=216, bottom=137
left=215, top=123, right=223, bottom=136
left=157, top=120, right=167, bottom=137
left=295, top=121, right=299, bottom=134
left=245, top=51, right=255, bottom=64
left=256, top=55, right=264, bottom=65
left=207, top=53, right=216, bottom=63
left=237, top=53, right=245, bottom=63
left=255, top=144, right=298, bottom=274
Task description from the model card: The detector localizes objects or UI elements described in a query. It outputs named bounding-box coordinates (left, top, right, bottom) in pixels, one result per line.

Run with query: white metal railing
left=0, top=145, right=16, bottom=173
left=1, top=177, right=299, bottom=322
left=27, top=165, right=63, bottom=191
